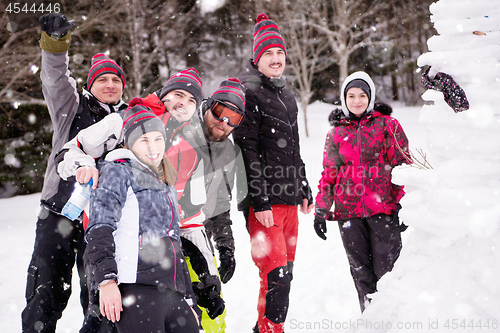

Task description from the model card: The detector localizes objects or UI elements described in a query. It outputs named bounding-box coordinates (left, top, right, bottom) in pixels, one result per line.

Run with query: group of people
left=22, top=11, right=413, bottom=333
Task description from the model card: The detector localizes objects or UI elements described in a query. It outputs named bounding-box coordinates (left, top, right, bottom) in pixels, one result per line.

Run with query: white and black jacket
left=84, top=149, right=194, bottom=301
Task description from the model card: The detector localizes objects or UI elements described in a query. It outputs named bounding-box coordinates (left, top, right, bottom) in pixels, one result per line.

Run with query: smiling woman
left=129, top=131, right=166, bottom=170
left=84, top=101, right=199, bottom=332
left=314, top=71, right=412, bottom=313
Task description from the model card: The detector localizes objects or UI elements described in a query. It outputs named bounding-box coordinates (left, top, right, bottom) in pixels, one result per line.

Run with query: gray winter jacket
left=39, top=33, right=126, bottom=214
left=192, top=103, right=247, bottom=251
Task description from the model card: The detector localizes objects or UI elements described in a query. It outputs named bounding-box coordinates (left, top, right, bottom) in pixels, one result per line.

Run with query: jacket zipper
left=356, top=120, right=368, bottom=217
left=276, top=90, right=298, bottom=197
left=136, top=162, right=178, bottom=288
left=277, top=91, right=295, bottom=150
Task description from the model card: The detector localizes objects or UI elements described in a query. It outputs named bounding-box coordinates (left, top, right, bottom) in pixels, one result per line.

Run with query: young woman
left=314, top=71, right=412, bottom=312
left=84, top=101, right=199, bottom=332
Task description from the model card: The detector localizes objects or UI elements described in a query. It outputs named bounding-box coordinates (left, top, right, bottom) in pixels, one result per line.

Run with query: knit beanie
left=122, top=98, right=166, bottom=148
left=155, top=68, right=203, bottom=108
left=344, top=79, right=371, bottom=101
left=340, top=71, right=376, bottom=117
left=208, top=78, right=246, bottom=113
left=253, top=13, right=287, bottom=65
left=87, top=53, right=126, bottom=90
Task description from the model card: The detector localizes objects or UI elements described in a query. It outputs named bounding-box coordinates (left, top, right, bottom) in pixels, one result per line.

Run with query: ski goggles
left=210, top=101, right=245, bottom=127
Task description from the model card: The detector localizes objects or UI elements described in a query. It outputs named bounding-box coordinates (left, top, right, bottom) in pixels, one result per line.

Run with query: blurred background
left=0, top=0, right=435, bottom=197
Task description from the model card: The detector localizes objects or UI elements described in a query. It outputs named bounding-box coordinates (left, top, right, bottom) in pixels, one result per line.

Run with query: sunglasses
left=210, top=101, right=244, bottom=127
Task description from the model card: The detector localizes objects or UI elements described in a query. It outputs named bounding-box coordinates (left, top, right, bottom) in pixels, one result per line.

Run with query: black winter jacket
left=233, top=59, right=311, bottom=212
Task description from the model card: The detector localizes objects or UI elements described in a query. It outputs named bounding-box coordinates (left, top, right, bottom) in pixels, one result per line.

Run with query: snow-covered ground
left=3, top=0, right=500, bottom=331
left=1, top=101, right=426, bottom=333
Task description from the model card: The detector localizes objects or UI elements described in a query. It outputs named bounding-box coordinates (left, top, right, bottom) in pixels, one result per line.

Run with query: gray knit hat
left=253, top=13, right=287, bottom=65
left=207, top=78, right=246, bottom=113
left=87, top=53, right=126, bottom=90
left=155, top=68, right=203, bottom=108
left=123, top=98, right=166, bottom=148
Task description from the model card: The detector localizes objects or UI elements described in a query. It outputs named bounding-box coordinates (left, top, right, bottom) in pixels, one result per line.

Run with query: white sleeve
left=57, top=113, right=124, bottom=180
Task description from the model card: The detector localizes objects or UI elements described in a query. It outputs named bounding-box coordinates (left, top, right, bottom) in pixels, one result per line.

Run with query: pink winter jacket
left=315, top=109, right=411, bottom=220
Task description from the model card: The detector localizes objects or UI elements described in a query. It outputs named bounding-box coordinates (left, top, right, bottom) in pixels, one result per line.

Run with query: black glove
left=39, top=13, right=75, bottom=38
left=421, top=67, right=469, bottom=113
left=79, top=302, right=111, bottom=333
left=301, top=182, right=314, bottom=207
left=328, top=108, right=344, bottom=126
left=314, top=215, right=327, bottom=240
left=192, top=275, right=225, bottom=319
left=218, top=247, right=236, bottom=284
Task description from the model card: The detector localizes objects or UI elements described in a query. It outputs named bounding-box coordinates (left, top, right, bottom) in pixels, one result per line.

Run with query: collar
left=105, top=148, right=160, bottom=177
left=243, top=59, right=286, bottom=91
left=82, top=87, right=127, bottom=115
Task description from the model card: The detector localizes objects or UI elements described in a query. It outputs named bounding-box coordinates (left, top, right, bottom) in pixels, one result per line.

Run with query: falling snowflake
left=29, top=64, right=39, bottom=74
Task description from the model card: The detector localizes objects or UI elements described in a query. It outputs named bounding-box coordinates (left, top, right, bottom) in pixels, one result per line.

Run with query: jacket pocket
left=25, top=259, right=39, bottom=302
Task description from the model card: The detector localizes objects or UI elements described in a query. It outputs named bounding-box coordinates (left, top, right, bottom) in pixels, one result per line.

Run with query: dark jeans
left=22, top=207, right=88, bottom=333
left=338, top=211, right=403, bottom=312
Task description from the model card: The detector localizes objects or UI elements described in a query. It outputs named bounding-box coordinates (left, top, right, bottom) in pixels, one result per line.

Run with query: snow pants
left=246, top=205, right=298, bottom=333
left=115, top=284, right=199, bottom=333
left=337, top=210, right=402, bottom=312
left=181, top=227, right=227, bottom=333
left=22, top=206, right=88, bottom=333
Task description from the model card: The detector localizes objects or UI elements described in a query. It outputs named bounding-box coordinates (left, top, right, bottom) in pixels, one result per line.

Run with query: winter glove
left=301, top=182, right=314, bottom=207
left=192, top=275, right=225, bottom=319
left=328, top=108, right=344, bottom=126
left=39, top=13, right=75, bottom=38
left=314, top=208, right=332, bottom=240
left=314, top=215, right=327, bottom=240
left=79, top=303, right=116, bottom=333
left=421, top=67, right=469, bottom=113
left=218, top=247, right=236, bottom=284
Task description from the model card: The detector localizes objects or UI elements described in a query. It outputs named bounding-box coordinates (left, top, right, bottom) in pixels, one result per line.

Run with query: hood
left=105, top=148, right=138, bottom=163
left=340, top=71, right=376, bottom=117
left=328, top=101, right=393, bottom=127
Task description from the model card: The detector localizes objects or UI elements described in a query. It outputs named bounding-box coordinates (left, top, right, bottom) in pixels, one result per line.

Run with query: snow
left=2, top=0, right=500, bottom=332
left=360, top=0, right=500, bottom=332
left=199, top=0, right=227, bottom=15
left=0, top=101, right=421, bottom=333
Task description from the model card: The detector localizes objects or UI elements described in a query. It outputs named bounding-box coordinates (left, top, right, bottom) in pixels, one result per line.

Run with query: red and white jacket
left=57, top=94, right=205, bottom=229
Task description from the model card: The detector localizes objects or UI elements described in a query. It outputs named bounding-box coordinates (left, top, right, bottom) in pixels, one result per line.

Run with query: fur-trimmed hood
left=328, top=101, right=393, bottom=126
